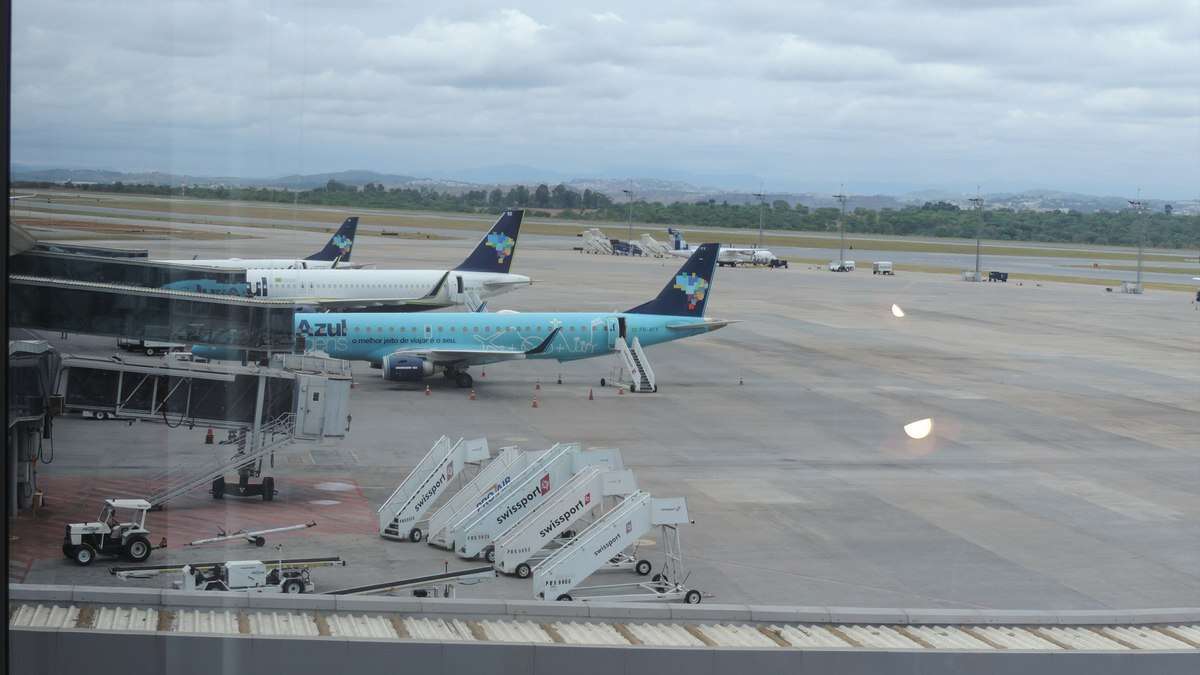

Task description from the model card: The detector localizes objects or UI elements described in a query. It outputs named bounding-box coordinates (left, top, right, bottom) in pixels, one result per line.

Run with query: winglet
left=306, top=217, right=359, bottom=262
left=455, top=210, right=524, bottom=273
left=525, top=327, right=561, bottom=355
left=626, top=243, right=719, bottom=317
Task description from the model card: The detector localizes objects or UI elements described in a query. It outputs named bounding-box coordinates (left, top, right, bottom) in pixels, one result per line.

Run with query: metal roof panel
left=774, top=624, right=853, bottom=649
left=697, top=624, right=778, bottom=648
left=625, top=622, right=707, bottom=647
left=553, top=621, right=629, bottom=645
left=479, top=620, right=553, bottom=644
left=172, top=609, right=238, bottom=635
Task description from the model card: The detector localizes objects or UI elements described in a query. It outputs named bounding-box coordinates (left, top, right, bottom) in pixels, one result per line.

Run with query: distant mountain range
left=11, top=164, right=1195, bottom=214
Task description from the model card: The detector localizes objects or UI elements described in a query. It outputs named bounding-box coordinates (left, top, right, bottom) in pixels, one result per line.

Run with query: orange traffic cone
left=588, top=388, right=594, bottom=401
left=469, top=389, right=477, bottom=400
left=531, top=397, right=539, bottom=409
left=425, top=385, right=431, bottom=396
left=205, top=428, right=214, bottom=444
left=618, top=387, right=625, bottom=396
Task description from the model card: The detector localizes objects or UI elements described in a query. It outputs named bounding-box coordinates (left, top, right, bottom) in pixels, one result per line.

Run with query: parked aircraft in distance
left=665, top=227, right=778, bottom=267
left=158, top=216, right=359, bottom=270
left=168, top=210, right=529, bottom=312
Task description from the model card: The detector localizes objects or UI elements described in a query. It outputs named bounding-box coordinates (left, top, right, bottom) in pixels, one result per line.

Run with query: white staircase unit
left=379, top=437, right=491, bottom=541
left=426, top=447, right=533, bottom=549
left=442, top=443, right=570, bottom=554
left=453, top=447, right=624, bottom=560
left=532, top=493, right=689, bottom=601
left=494, top=467, right=638, bottom=575
left=615, top=337, right=656, bottom=392
left=639, top=234, right=669, bottom=257
left=582, top=229, right=612, bottom=254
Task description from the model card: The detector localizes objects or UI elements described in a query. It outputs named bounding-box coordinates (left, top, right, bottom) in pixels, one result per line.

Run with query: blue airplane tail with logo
left=306, top=217, right=359, bottom=262
left=455, top=209, right=524, bottom=273
left=627, top=242, right=719, bottom=317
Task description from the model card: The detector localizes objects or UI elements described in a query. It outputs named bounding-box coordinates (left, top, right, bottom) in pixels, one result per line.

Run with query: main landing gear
left=444, top=369, right=473, bottom=389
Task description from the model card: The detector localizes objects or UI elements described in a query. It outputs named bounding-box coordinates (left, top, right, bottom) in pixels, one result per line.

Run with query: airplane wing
left=388, top=328, right=561, bottom=367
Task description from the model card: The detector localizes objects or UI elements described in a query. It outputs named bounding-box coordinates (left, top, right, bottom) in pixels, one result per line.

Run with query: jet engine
left=382, top=354, right=434, bottom=381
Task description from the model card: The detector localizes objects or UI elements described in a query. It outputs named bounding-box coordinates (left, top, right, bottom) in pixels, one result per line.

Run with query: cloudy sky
left=11, top=1, right=1200, bottom=196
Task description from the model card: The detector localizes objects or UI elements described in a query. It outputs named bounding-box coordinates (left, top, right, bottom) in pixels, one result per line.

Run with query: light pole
left=832, top=187, right=848, bottom=264
left=968, top=189, right=984, bottom=281
left=1128, top=195, right=1145, bottom=292
left=621, top=188, right=634, bottom=241
left=752, top=192, right=766, bottom=249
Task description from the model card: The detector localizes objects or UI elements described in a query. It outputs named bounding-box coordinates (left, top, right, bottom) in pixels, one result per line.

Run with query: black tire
left=684, top=590, right=702, bottom=604
left=556, top=594, right=572, bottom=602
left=560, top=530, right=575, bottom=539
left=652, top=573, right=664, bottom=582
left=262, top=477, right=275, bottom=501
left=599, top=377, right=606, bottom=387
left=408, top=528, right=423, bottom=543
left=455, top=372, right=473, bottom=388
left=74, top=544, right=96, bottom=566
left=516, top=563, right=532, bottom=579
left=484, top=547, right=496, bottom=564
left=145, top=348, right=156, bottom=356
left=635, top=559, right=652, bottom=576
left=282, top=579, right=305, bottom=594
left=254, top=536, right=266, bottom=547
left=124, top=536, right=151, bottom=562
left=212, top=477, right=225, bottom=499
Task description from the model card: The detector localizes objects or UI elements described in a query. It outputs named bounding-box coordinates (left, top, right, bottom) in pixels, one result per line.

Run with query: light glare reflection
left=904, top=417, right=933, bottom=439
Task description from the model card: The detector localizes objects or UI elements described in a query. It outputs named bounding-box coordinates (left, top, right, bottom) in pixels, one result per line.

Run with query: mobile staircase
left=493, top=465, right=639, bottom=579
left=639, top=234, right=669, bottom=257
left=426, top=446, right=534, bottom=550
left=448, top=445, right=625, bottom=562
left=615, top=336, right=656, bottom=392
left=532, top=492, right=701, bottom=604
left=378, top=437, right=491, bottom=542
left=147, top=413, right=297, bottom=507
left=581, top=229, right=613, bottom=255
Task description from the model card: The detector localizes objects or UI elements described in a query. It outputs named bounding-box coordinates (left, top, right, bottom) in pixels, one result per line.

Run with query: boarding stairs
left=639, top=234, right=669, bottom=257
left=426, top=446, right=534, bottom=550
left=493, top=465, right=638, bottom=577
left=581, top=229, right=613, bottom=255
left=378, top=437, right=491, bottom=542
left=532, top=492, right=697, bottom=603
left=464, top=289, right=486, bottom=312
left=615, top=337, right=656, bottom=392
left=450, top=446, right=625, bottom=561
left=146, top=413, right=297, bottom=507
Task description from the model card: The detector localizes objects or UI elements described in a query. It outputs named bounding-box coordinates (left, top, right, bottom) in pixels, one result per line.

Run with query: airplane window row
left=349, top=324, right=612, bottom=334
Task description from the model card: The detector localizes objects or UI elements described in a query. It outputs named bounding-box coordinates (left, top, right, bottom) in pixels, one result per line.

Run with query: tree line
left=15, top=180, right=1197, bottom=249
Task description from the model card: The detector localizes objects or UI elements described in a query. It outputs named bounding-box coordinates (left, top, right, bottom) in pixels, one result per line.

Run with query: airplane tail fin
left=306, top=217, right=359, bottom=262
left=626, top=243, right=719, bottom=317
left=455, top=209, right=524, bottom=273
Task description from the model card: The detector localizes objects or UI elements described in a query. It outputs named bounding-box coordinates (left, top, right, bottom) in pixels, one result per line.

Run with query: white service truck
left=117, top=338, right=187, bottom=356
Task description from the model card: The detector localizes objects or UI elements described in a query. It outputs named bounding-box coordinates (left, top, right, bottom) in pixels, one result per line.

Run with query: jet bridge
left=493, top=465, right=638, bottom=578
left=532, top=492, right=700, bottom=604
left=378, top=437, right=491, bottom=542
left=451, top=446, right=624, bottom=561
left=426, top=446, right=534, bottom=550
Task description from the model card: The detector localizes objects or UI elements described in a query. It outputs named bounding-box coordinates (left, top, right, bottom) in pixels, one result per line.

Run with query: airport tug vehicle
left=62, top=499, right=165, bottom=566
left=111, top=556, right=347, bottom=594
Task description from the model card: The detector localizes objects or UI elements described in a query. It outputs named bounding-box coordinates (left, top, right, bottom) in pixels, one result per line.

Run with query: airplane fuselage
left=296, top=311, right=713, bottom=364
left=248, top=268, right=530, bottom=305
left=159, top=258, right=339, bottom=270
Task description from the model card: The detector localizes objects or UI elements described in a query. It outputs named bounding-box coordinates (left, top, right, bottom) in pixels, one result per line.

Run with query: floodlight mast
left=752, top=192, right=766, bottom=249
left=622, top=187, right=634, bottom=241
left=1128, top=193, right=1145, bottom=291
left=832, top=187, right=849, bottom=263
left=968, top=188, right=984, bottom=281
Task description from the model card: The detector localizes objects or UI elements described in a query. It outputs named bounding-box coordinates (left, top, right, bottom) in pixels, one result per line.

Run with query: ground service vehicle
left=62, top=499, right=162, bottom=566
left=873, top=261, right=894, bottom=275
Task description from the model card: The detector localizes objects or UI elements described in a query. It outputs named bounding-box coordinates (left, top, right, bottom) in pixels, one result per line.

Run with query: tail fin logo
left=331, top=234, right=353, bottom=255
left=486, top=233, right=515, bottom=263
left=673, top=272, right=709, bottom=310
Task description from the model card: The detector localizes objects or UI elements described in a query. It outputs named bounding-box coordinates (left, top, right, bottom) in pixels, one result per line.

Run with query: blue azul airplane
left=292, top=243, right=732, bottom=388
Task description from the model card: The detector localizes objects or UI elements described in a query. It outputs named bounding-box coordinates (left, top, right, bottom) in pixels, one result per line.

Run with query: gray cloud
left=11, top=0, right=1200, bottom=196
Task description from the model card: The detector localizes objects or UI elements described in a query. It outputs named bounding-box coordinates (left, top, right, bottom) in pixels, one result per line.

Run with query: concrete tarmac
left=12, top=222, right=1200, bottom=610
